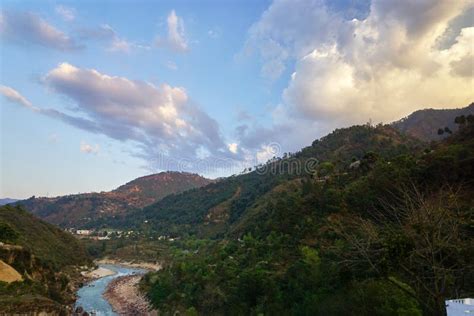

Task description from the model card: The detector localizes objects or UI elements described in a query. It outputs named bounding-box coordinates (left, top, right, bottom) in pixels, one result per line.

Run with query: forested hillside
left=112, top=124, right=423, bottom=237
left=392, top=102, right=474, bottom=141
left=17, top=171, right=212, bottom=228
left=138, top=120, right=474, bottom=315
left=0, top=205, right=92, bottom=314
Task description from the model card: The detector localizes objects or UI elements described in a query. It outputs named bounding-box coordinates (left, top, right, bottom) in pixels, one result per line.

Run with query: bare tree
left=330, top=184, right=473, bottom=315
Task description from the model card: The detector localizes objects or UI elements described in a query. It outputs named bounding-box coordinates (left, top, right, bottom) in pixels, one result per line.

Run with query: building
left=76, top=229, right=92, bottom=236
left=446, top=298, right=474, bottom=316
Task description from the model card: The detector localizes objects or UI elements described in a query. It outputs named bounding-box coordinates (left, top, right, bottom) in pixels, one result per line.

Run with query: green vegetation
left=392, top=102, right=474, bottom=141
left=111, top=125, right=422, bottom=238
left=17, top=171, right=212, bottom=228
left=5, top=112, right=473, bottom=315
left=0, top=206, right=90, bottom=267
left=0, top=222, right=19, bottom=243
left=135, top=122, right=473, bottom=315
left=0, top=205, right=92, bottom=314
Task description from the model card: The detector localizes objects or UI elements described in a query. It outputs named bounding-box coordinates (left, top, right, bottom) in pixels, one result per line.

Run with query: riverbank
left=103, top=274, right=157, bottom=315
left=96, top=258, right=161, bottom=271
left=81, top=266, right=116, bottom=279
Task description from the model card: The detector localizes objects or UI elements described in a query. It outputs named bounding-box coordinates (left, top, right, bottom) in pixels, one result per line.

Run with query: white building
left=76, top=229, right=92, bottom=236
left=446, top=298, right=474, bottom=316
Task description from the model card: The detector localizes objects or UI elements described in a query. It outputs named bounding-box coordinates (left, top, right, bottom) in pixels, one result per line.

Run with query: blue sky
left=1, top=0, right=473, bottom=198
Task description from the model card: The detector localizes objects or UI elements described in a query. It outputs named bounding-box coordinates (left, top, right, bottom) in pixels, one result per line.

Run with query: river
left=75, top=264, right=146, bottom=316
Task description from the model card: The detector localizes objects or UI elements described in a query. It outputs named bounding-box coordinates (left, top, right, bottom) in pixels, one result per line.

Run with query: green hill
left=0, top=205, right=92, bottom=314
left=18, top=171, right=212, bottom=228
left=138, top=121, right=473, bottom=315
left=118, top=124, right=422, bottom=237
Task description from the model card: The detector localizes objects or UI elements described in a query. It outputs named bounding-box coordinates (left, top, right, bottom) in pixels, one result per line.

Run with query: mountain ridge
left=391, top=102, right=474, bottom=141
left=17, top=171, right=212, bottom=228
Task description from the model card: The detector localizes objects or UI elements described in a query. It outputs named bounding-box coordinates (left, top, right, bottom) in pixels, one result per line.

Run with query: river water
left=75, top=264, right=145, bottom=316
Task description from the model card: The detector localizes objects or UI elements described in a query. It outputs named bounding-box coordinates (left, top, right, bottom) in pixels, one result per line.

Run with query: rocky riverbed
left=103, top=274, right=157, bottom=315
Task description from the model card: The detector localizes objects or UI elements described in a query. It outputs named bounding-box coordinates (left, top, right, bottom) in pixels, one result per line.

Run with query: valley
left=1, top=105, right=473, bottom=315
left=2, top=1, right=473, bottom=314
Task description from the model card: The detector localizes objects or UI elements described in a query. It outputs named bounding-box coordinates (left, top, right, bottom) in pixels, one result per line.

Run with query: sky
left=1, top=0, right=473, bottom=199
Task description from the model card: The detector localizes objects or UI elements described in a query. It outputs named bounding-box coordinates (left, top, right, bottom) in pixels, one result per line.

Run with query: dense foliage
left=140, top=122, right=473, bottom=315
left=113, top=125, right=423, bottom=237
left=0, top=205, right=90, bottom=268
left=0, top=205, right=92, bottom=314
left=17, top=171, right=211, bottom=228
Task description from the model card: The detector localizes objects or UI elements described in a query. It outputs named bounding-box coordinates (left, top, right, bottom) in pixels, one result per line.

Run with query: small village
left=65, top=227, right=180, bottom=242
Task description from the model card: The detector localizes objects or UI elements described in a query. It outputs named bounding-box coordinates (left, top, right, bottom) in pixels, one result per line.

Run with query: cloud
left=80, top=141, right=100, bottom=154
left=39, top=63, right=228, bottom=167
left=156, top=10, right=189, bottom=52
left=1, top=84, right=103, bottom=132
left=256, top=143, right=281, bottom=164
left=0, top=10, right=81, bottom=51
left=242, top=0, right=474, bottom=148
left=78, top=24, right=149, bottom=53
left=55, top=5, right=75, bottom=22
left=436, top=6, right=474, bottom=49
left=244, top=0, right=347, bottom=80
left=3, top=67, right=231, bottom=172
left=228, top=143, right=238, bottom=154
left=450, top=51, right=474, bottom=78
left=0, top=85, right=34, bottom=109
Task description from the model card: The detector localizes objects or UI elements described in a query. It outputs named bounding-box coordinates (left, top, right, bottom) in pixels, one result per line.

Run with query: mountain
left=128, top=122, right=473, bottom=315
left=0, top=198, right=19, bottom=206
left=112, top=124, right=423, bottom=236
left=0, top=205, right=92, bottom=314
left=17, top=171, right=212, bottom=228
left=392, top=102, right=474, bottom=141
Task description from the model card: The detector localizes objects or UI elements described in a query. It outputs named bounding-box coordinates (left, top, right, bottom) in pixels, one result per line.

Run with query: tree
left=0, top=222, right=19, bottom=243
left=454, top=115, right=466, bottom=125
left=444, top=126, right=452, bottom=134
left=331, top=185, right=473, bottom=315
left=318, top=162, right=335, bottom=177
left=437, top=128, right=444, bottom=135
left=467, top=114, right=474, bottom=124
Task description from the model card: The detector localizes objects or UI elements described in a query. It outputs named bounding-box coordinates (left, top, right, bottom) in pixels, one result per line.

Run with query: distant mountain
left=0, top=198, right=19, bottom=206
left=0, top=205, right=91, bottom=313
left=17, top=171, right=212, bottom=228
left=392, top=102, right=474, bottom=141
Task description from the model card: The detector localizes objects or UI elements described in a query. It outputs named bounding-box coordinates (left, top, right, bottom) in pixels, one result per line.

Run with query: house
left=446, top=298, right=474, bottom=316
left=76, top=229, right=92, bottom=236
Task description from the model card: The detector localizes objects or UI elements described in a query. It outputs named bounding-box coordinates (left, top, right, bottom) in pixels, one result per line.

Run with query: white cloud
left=40, top=63, right=227, bottom=168
left=108, top=37, right=131, bottom=53
left=256, top=143, right=281, bottom=164
left=228, top=143, right=238, bottom=154
left=0, top=10, right=81, bottom=50
left=2, top=65, right=233, bottom=172
left=80, top=141, right=100, bottom=154
left=1, top=84, right=103, bottom=133
left=244, top=0, right=474, bottom=136
left=55, top=5, right=75, bottom=22
left=0, top=85, right=35, bottom=109
left=156, top=10, right=189, bottom=52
